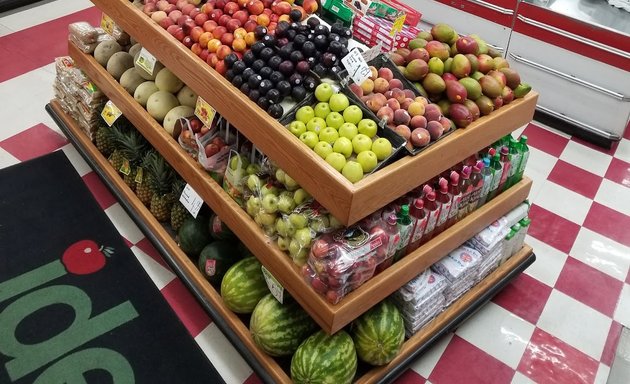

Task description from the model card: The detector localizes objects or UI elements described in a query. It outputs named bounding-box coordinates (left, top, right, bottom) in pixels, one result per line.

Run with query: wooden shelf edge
left=333, top=177, right=532, bottom=331
left=46, top=100, right=292, bottom=384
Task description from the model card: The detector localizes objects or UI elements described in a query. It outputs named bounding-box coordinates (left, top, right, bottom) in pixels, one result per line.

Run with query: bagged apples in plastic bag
left=196, top=117, right=236, bottom=180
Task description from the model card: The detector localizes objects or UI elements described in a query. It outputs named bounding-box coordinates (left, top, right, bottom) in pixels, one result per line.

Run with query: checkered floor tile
left=1, top=2, right=629, bottom=383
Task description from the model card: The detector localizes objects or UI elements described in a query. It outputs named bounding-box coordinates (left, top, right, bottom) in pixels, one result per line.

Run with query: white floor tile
left=614, top=284, right=630, bottom=328
left=130, top=245, right=176, bottom=290
left=511, top=125, right=527, bottom=140
left=0, top=23, right=12, bottom=36
left=194, top=323, right=254, bottom=384
left=533, top=180, right=593, bottom=225
left=614, top=139, right=630, bottom=164
left=104, top=203, right=144, bottom=244
left=523, top=235, right=568, bottom=287
left=560, top=141, right=613, bottom=176
left=408, top=332, right=453, bottom=379
left=537, top=290, right=612, bottom=361
left=594, top=363, right=611, bottom=384
left=60, top=143, right=91, bottom=176
left=0, top=147, right=19, bottom=169
left=570, top=227, right=630, bottom=282
left=456, top=302, right=535, bottom=369
left=0, top=0, right=93, bottom=34
left=511, top=371, right=537, bottom=384
left=524, top=147, right=558, bottom=202
left=595, top=179, right=630, bottom=217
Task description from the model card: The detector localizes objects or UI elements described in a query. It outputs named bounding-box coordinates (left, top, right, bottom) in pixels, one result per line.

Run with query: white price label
left=341, top=47, right=371, bottom=86
left=361, top=42, right=382, bottom=63
left=100, top=100, right=122, bottom=126
left=135, top=48, right=157, bottom=76
left=179, top=183, right=203, bottom=218
left=261, top=266, right=284, bottom=304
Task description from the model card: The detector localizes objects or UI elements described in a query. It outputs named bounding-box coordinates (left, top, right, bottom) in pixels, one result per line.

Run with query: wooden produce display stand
left=54, top=1, right=540, bottom=381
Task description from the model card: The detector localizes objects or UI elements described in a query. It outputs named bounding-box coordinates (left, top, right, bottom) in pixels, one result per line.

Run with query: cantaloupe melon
left=133, top=51, right=165, bottom=81
left=119, top=68, right=146, bottom=95
left=134, top=81, right=159, bottom=107
left=146, top=91, right=179, bottom=122
left=128, top=43, right=142, bottom=58
left=155, top=68, right=184, bottom=93
left=176, top=86, right=198, bottom=108
left=106, top=52, right=134, bottom=81
left=163, top=105, right=195, bottom=135
left=94, top=40, right=122, bottom=67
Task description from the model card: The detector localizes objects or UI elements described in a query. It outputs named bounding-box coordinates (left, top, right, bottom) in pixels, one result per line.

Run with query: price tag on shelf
left=341, top=47, right=371, bottom=86
left=135, top=48, right=157, bottom=76
left=194, top=96, right=216, bottom=128
left=179, top=184, right=203, bottom=218
left=389, top=14, right=406, bottom=37
left=101, top=100, right=122, bottom=126
left=361, top=42, right=382, bottom=63
left=261, top=266, right=284, bottom=304
left=100, top=13, right=115, bottom=35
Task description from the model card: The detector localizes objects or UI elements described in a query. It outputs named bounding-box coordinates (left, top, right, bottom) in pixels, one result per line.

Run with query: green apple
left=309, top=215, right=330, bottom=233
left=313, top=141, right=333, bottom=159
left=260, top=184, right=279, bottom=196
left=372, top=137, right=393, bottom=160
left=288, top=120, right=307, bottom=137
left=257, top=212, right=277, bottom=226
left=325, top=112, right=344, bottom=129
left=319, top=127, right=339, bottom=144
left=275, top=217, right=294, bottom=237
left=328, top=214, right=343, bottom=229
left=338, top=122, right=358, bottom=140
left=314, top=83, right=334, bottom=102
left=306, top=117, right=326, bottom=133
left=262, top=193, right=279, bottom=213
left=246, top=196, right=261, bottom=217
left=329, top=93, right=349, bottom=112
left=276, top=236, right=289, bottom=251
left=283, top=173, right=299, bottom=190
left=325, top=152, right=347, bottom=172
left=314, top=102, right=331, bottom=119
left=341, top=160, right=364, bottom=183
left=342, top=105, right=363, bottom=125
left=289, top=212, right=308, bottom=229
left=230, top=154, right=249, bottom=170
left=295, top=106, right=315, bottom=123
left=293, top=188, right=311, bottom=205
left=246, top=163, right=261, bottom=175
left=288, top=238, right=309, bottom=265
left=275, top=168, right=286, bottom=184
left=246, top=174, right=262, bottom=191
left=294, top=227, right=313, bottom=247
left=333, top=137, right=353, bottom=158
left=352, top=133, right=372, bottom=154
left=263, top=225, right=276, bottom=238
left=299, top=131, right=319, bottom=148
left=356, top=150, right=378, bottom=173
left=278, top=194, right=296, bottom=213
left=357, top=118, right=378, bottom=138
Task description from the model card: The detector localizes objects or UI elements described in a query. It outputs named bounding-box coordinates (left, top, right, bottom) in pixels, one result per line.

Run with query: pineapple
left=94, top=124, right=115, bottom=157
left=111, top=126, right=149, bottom=191
left=145, top=153, right=175, bottom=223
left=170, top=177, right=192, bottom=231
left=136, top=151, right=156, bottom=206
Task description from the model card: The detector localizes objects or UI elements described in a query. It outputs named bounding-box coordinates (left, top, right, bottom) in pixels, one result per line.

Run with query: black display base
left=0, top=0, right=45, bottom=13
left=47, top=102, right=536, bottom=383
left=534, top=110, right=617, bottom=149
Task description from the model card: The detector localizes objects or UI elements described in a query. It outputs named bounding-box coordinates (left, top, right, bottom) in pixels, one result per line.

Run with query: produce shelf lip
left=88, top=0, right=539, bottom=227
left=47, top=99, right=537, bottom=383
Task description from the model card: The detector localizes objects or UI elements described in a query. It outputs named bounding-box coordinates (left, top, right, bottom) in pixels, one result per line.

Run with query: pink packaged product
left=302, top=221, right=395, bottom=304
left=397, top=268, right=447, bottom=303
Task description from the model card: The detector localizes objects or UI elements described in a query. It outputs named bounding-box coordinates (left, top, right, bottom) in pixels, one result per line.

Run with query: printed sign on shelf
left=135, top=48, right=157, bottom=76
left=261, top=266, right=284, bottom=303
left=101, top=100, right=122, bottom=127
left=341, top=47, right=371, bottom=86
left=100, top=13, right=115, bottom=35
left=179, top=184, right=203, bottom=218
left=194, top=96, right=217, bottom=128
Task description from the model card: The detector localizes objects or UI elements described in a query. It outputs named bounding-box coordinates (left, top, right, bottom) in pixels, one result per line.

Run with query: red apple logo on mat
left=61, top=240, right=114, bottom=275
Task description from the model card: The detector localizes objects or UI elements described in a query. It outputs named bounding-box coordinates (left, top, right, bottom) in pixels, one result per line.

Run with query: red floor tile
left=517, top=328, right=599, bottom=384
left=547, top=160, right=603, bottom=199
left=0, top=124, right=68, bottom=161
left=429, top=336, right=515, bottom=384
left=135, top=237, right=172, bottom=271
left=82, top=171, right=117, bottom=209
left=522, top=123, right=570, bottom=158
left=393, top=369, right=426, bottom=383
left=554, top=257, right=624, bottom=317
left=624, top=121, right=630, bottom=141
left=161, top=278, right=212, bottom=338
left=243, top=373, right=263, bottom=384
left=528, top=204, right=582, bottom=254
left=123, top=237, right=134, bottom=249
left=627, top=269, right=630, bottom=284
left=605, top=157, right=630, bottom=189
left=492, top=273, right=553, bottom=324
left=583, top=202, right=630, bottom=248
left=601, top=321, right=622, bottom=367
left=0, top=7, right=100, bottom=82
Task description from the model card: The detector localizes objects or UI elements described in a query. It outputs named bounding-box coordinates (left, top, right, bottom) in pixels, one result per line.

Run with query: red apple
left=182, top=18, right=197, bottom=34
left=215, top=59, right=227, bottom=75
left=216, top=44, right=232, bottom=59
left=176, top=14, right=191, bottom=26
left=176, top=0, right=188, bottom=10
left=191, top=42, right=203, bottom=55
left=224, top=1, right=239, bottom=15
left=158, top=17, right=175, bottom=29
left=194, top=12, right=209, bottom=25
left=181, top=3, right=197, bottom=15
left=168, top=9, right=183, bottom=22
left=190, top=26, right=204, bottom=42
left=220, top=32, right=234, bottom=45
left=189, top=8, right=201, bottom=19
left=210, top=9, right=223, bottom=23
left=212, top=25, right=227, bottom=39
left=243, top=19, right=257, bottom=33
left=226, top=19, right=241, bottom=32
left=199, top=48, right=210, bottom=61
left=247, top=0, right=264, bottom=15
left=218, top=14, right=232, bottom=26
left=201, top=3, right=214, bottom=14
left=302, top=0, right=318, bottom=14
left=233, top=10, right=249, bottom=25
left=207, top=52, right=219, bottom=67
left=156, top=0, right=169, bottom=11
left=216, top=0, right=226, bottom=9
left=163, top=3, right=177, bottom=13
left=238, top=0, right=249, bottom=8
left=182, top=35, right=194, bottom=47
left=143, top=3, right=157, bottom=15
left=205, top=143, right=220, bottom=157
left=203, top=19, right=218, bottom=32
left=262, top=0, right=273, bottom=9
left=271, top=0, right=291, bottom=15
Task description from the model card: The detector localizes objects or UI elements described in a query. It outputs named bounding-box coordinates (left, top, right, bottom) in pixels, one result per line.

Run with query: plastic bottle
left=394, top=204, right=413, bottom=262
left=497, top=145, right=512, bottom=194
left=466, top=161, right=484, bottom=215
left=434, top=177, right=452, bottom=236
left=406, top=198, right=428, bottom=254
left=456, top=166, right=473, bottom=221
left=505, top=137, right=522, bottom=189
left=500, top=229, right=516, bottom=265
left=509, top=223, right=522, bottom=255
left=445, top=171, right=463, bottom=229
left=375, top=214, right=401, bottom=273
left=477, top=156, right=494, bottom=208
left=516, top=217, right=531, bottom=250
left=421, top=187, right=440, bottom=244
left=486, top=152, right=504, bottom=201
left=514, top=135, right=530, bottom=184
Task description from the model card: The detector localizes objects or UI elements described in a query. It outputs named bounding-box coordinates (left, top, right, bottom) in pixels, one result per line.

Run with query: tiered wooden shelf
left=47, top=99, right=536, bottom=384
left=90, top=0, right=539, bottom=226
left=68, top=41, right=534, bottom=334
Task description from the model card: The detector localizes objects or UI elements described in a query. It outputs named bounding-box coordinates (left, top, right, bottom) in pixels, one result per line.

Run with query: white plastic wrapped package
left=397, top=268, right=448, bottom=303
left=431, top=245, right=482, bottom=282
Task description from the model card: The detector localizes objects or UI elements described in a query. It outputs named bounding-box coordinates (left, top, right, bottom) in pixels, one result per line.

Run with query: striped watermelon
left=220, top=257, right=269, bottom=314
left=291, top=330, right=357, bottom=384
left=350, top=298, right=405, bottom=366
left=249, top=294, right=318, bottom=357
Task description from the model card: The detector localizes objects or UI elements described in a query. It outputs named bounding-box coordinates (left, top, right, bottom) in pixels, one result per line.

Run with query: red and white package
left=431, top=245, right=482, bottom=282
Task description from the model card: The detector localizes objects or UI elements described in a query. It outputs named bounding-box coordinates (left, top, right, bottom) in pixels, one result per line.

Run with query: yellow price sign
left=100, top=13, right=115, bottom=35
left=194, top=96, right=216, bottom=127
left=389, top=14, right=406, bottom=37
left=101, top=100, right=123, bottom=127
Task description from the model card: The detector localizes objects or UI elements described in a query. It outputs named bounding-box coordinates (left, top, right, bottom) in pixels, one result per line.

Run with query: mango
left=477, top=54, right=495, bottom=74
left=390, top=53, right=405, bottom=66
left=442, top=72, right=457, bottom=83
left=465, top=54, right=479, bottom=73
left=395, top=48, right=411, bottom=62
left=470, top=71, right=484, bottom=81
left=408, top=38, right=428, bottom=50
left=428, top=57, right=444, bottom=75
left=487, top=70, right=507, bottom=88
left=439, top=116, right=455, bottom=132
left=422, top=73, right=446, bottom=94
left=449, top=103, right=473, bottom=128
left=451, top=54, right=472, bottom=79
left=475, top=95, right=494, bottom=116
left=446, top=80, right=468, bottom=104
left=479, top=75, right=503, bottom=98
left=409, top=48, right=430, bottom=63
left=413, top=82, right=430, bottom=98
left=501, top=86, right=514, bottom=104
left=463, top=99, right=480, bottom=121
left=431, top=23, right=455, bottom=43
left=468, top=34, right=488, bottom=54
left=444, top=57, right=453, bottom=73
left=459, top=77, right=482, bottom=100
left=437, top=99, right=451, bottom=116
left=513, top=83, right=532, bottom=98
left=487, top=46, right=502, bottom=58
left=456, top=36, right=479, bottom=55
left=493, top=57, right=509, bottom=70
left=404, top=59, right=429, bottom=81
left=416, top=30, right=433, bottom=41
left=499, top=67, right=521, bottom=89
left=425, top=40, right=450, bottom=61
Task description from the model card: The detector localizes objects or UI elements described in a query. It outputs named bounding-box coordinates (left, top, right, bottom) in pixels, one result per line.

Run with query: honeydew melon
left=146, top=91, right=179, bottom=122
left=133, top=81, right=159, bottom=107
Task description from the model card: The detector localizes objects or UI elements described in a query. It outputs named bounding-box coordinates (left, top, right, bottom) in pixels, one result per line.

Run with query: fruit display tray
left=48, top=98, right=535, bottom=384
left=68, top=41, right=534, bottom=334
left=89, top=0, right=539, bottom=226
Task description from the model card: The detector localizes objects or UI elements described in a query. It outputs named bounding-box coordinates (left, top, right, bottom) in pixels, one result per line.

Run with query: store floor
left=1, top=1, right=630, bottom=383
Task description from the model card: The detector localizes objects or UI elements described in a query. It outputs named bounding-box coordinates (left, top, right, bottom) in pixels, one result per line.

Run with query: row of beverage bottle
left=364, top=133, right=530, bottom=265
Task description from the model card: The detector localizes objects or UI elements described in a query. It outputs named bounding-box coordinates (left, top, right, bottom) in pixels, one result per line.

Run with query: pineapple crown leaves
left=144, top=151, right=175, bottom=196
left=111, top=126, right=149, bottom=165
left=171, top=176, right=187, bottom=195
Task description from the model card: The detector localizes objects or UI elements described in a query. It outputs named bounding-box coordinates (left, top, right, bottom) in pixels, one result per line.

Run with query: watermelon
left=197, top=240, right=241, bottom=286
left=209, top=213, right=236, bottom=240
left=350, top=299, right=405, bottom=366
left=291, top=330, right=357, bottom=384
left=220, top=257, right=269, bottom=314
left=249, top=294, right=318, bottom=357
left=178, top=216, right=211, bottom=257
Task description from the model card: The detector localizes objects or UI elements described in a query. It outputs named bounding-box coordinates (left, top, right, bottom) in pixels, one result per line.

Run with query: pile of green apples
left=286, top=83, right=394, bottom=183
